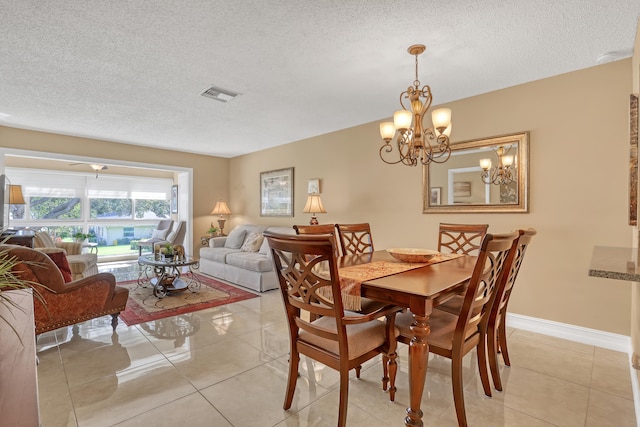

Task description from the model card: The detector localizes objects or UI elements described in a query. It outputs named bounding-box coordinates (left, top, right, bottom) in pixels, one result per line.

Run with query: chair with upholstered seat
left=137, top=219, right=174, bottom=255
left=33, top=231, right=98, bottom=281
left=438, top=223, right=489, bottom=256
left=395, top=231, right=520, bottom=427
left=263, top=231, right=399, bottom=427
left=1, top=244, right=129, bottom=334
left=487, top=228, right=536, bottom=391
left=153, top=221, right=187, bottom=251
left=336, top=223, right=374, bottom=255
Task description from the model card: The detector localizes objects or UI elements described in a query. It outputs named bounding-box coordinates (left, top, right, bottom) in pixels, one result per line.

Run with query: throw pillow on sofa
left=241, top=232, right=264, bottom=252
left=42, top=249, right=73, bottom=282
left=224, top=227, right=247, bottom=249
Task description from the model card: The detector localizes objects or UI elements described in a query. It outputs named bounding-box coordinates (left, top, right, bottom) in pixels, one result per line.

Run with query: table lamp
left=302, top=195, right=326, bottom=225
left=210, top=201, right=232, bottom=235
left=6, top=182, right=25, bottom=229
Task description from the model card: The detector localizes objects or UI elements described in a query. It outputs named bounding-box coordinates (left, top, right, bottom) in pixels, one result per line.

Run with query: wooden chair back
left=336, top=223, right=374, bottom=255
left=438, top=223, right=489, bottom=255
left=487, top=228, right=536, bottom=390
left=293, top=224, right=340, bottom=257
left=266, top=232, right=345, bottom=334
left=489, top=228, right=536, bottom=328
left=454, top=231, right=519, bottom=350
left=293, top=224, right=336, bottom=235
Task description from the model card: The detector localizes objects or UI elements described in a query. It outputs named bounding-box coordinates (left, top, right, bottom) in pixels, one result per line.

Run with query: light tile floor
left=36, top=261, right=637, bottom=426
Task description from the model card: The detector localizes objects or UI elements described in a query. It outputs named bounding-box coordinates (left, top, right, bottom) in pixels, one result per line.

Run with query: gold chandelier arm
left=379, top=142, right=405, bottom=165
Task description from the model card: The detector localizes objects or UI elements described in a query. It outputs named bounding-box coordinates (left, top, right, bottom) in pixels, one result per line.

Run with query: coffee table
left=137, top=255, right=201, bottom=298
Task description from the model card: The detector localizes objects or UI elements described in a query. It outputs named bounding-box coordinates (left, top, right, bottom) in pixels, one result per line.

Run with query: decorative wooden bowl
left=387, top=248, right=439, bottom=263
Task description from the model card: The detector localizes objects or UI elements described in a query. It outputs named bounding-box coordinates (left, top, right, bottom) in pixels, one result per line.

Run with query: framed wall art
left=307, top=178, right=320, bottom=194
left=170, top=185, right=178, bottom=213
left=453, top=181, right=471, bottom=197
left=430, top=187, right=441, bottom=205
left=630, top=93, right=638, bottom=226
left=260, top=167, right=294, bottom=217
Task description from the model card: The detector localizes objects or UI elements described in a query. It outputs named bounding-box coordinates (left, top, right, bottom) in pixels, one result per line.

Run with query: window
left=30, top=197, right=81, bottom=219
left=6, top=167, right=175, bottom=259
left=90, top=199, right=133, bottom=219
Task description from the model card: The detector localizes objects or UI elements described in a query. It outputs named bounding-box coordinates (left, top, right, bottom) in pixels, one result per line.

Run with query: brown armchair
left=1, top=245, right=128, bottom=334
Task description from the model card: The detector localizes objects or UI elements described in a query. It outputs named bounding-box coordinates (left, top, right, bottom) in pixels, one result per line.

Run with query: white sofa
left=198, top=224, right=295, bottom=292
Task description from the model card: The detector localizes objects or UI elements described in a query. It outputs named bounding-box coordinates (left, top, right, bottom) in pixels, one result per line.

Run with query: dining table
left=337, top=250, right=477, bottom=427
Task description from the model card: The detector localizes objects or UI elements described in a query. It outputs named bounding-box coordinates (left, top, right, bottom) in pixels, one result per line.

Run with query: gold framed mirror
left=422, top=132, right=529, bottom=213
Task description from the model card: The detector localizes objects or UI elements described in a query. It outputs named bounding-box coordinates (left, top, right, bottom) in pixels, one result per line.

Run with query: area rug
left=117, top=273, right=258, bottom=326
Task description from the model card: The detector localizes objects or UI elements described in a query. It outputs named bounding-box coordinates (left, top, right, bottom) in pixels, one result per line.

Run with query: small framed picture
left=307, top=178, right=320, bottom=194
left=430, top=187, right=441, bottom=205
left=171, top=185, right=178, bottom=213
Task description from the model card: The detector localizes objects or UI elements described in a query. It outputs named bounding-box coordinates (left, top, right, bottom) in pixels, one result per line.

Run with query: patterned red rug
left=117, top=273, right=258, bottom=326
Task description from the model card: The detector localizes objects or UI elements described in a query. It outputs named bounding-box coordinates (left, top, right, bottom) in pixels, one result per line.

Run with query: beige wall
left=230, top=59, right=633, bottom=335
left=0, top=126, right=229, bottom=256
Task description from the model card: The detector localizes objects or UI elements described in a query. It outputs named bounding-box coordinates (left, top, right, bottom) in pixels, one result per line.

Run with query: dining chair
left=336, top=223, right=374, bottom=255
left=438, top=223, right=489, bottom=256
left=263, top=231, right=399, bottom=427
left=395, top=231, right=520, bottom=427
left=487, top=228, right=536, bottom=391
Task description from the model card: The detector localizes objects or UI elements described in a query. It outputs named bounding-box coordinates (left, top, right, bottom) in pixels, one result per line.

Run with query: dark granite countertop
left=588, top=246, right=640, bottom=282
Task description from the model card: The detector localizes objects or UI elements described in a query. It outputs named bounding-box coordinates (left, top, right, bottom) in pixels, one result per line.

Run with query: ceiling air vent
left=200, top=85, right=239, bottom=103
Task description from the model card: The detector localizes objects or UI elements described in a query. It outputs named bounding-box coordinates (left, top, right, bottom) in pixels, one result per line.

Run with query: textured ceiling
left=1, top=1, right=639, bottom=158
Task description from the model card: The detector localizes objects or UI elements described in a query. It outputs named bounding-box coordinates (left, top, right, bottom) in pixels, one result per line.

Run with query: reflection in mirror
left=423, top=132, right=529, bottom=213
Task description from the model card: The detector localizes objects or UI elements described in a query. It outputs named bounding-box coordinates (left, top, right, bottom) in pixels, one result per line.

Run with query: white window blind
left=87, top=176, right=172, bottom=200
left=7, top=168, right=84, bottom=197
left=7, top=168, right=172, bottom=200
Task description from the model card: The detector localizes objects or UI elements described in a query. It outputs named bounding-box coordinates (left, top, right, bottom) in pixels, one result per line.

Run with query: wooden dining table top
left=338, top=249, right=476, bottom=302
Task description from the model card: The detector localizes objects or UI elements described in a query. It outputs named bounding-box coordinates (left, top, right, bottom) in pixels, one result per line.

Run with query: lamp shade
left=431, top=108, right=451, bottom=130
left=393, top=110, right=413, bottom=131
left=379, top=122, right=395, bottom=141
left=479, top=159, right=492, bottom=171
left=9, top=185, right=25, bottom=205
left=210, top=201, right=231, bottom=216
left=302, top=195, right=326, bottom=214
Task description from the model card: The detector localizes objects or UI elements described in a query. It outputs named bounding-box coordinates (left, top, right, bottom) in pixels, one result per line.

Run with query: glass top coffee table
left=137, top=255, right=201, bottom=298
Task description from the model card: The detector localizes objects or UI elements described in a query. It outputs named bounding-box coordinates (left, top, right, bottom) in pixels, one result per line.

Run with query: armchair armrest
left=55, top=241, right=82, bottom=255
left=209, top=237, right=227, bottom=248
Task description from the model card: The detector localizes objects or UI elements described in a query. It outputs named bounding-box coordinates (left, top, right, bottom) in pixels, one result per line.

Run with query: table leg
left=405, top=310, right=431, bottom=427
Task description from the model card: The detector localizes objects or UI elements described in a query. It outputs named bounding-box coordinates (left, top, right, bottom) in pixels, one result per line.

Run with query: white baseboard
left=507, top=313, right=639, bottom=426
left=506, top=312, right=631, bottom=352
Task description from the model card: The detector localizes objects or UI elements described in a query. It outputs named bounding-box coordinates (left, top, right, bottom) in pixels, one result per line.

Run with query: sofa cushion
left=226, top=252, right=273, bottom=272
left=259, top=236, right=270, bottom=255
left=67, top=253, right=98, bottom=279
left=224, top=227, right=247, bottom=249
left=200, top=247, right=241, bottom=263
left=241, top=232, right=264, bottom=252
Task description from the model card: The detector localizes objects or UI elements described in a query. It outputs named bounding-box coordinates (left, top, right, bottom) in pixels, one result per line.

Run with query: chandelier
left=379, top=44, right=452, bottom=166
left=479, top=146, right=515, bottom=185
